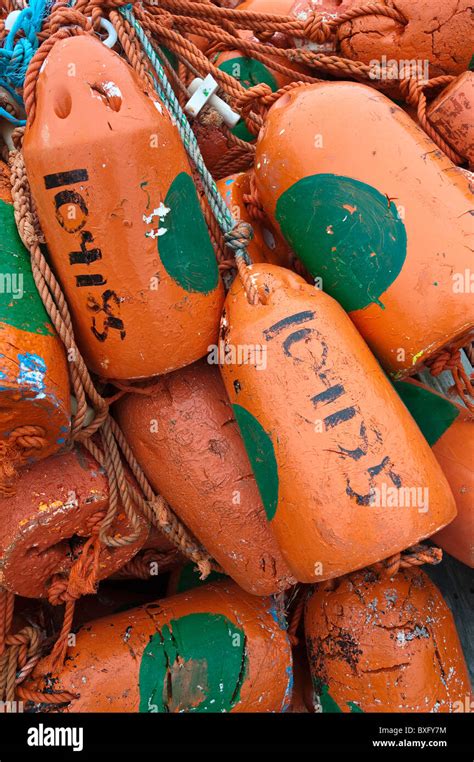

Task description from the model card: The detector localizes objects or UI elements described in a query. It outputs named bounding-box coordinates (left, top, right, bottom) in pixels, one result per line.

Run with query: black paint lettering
left=311, top=383, right=345, bottom=408
left=69, top=231, right=102, bottom=266
left=263, top=311, right=315, bottom=341
left=44, top=169, right=89, bottom=190
left=76, top=274, right=107, bottom=287
left=324, top=406, right=357, bottom=429
left=88, top=290, right=126, bottom=342
left=346, top=456, right=402, bottom=506
left=282, top=327, right=313, bottom=358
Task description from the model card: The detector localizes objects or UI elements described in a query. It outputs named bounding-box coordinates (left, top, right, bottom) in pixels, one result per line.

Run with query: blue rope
left=0, top=0, right=53, bottom=124
left=120, top=5, right=252, bottom=268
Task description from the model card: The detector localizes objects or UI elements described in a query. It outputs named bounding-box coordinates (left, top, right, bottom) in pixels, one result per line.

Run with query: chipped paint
left=16, top=353, right=47, bottom=399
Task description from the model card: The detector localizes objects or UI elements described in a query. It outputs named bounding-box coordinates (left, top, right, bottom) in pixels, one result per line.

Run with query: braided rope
left=0, top=589, right=44, bottom=703
left=424, top=337, right=474, bottom=413
left=370, top=544, right=443, bottom=580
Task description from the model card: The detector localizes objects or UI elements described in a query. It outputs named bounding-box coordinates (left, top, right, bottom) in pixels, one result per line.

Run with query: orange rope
left=425, top=339, right=474, bottom=414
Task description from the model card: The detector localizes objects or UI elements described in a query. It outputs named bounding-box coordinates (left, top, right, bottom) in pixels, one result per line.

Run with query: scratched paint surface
left=306, top=568, right=469, bottom=712
left=158, top=172, right=219, bottom=294
left=0, top=200, right=53, bottom=335
left=139, top=613, right=247, bottom=712
left=275, top=174, right=407, bottom=312
left=16, top=353, right=47, bottom=399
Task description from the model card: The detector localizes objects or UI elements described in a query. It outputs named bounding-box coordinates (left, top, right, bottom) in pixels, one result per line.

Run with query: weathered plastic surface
left=305, top=568, right=471, bottom=712
left=219, top=264, right=457, bottom=581
left=0, top=163, right=70, bottom=462
left=395, top=378, right=473, bottom=568
left=428, top=72, right=474, bottom=168
left=23, top=35, right=223, bottom=380
left=37, top=580, right=293, bottom=712
left=336, top=0, right=474, bottom=79
left=115, top=359, right=295, bottom=595
left=0, top=447, right=149, bottom=597
left=255, top=82, right=474, bottom=376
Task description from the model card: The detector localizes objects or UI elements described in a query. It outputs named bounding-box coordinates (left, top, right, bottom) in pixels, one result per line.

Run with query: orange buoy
left=395, top=379, right=473, bottom=567
left=217, top=171, right=293, bottom=267
left=114, top=359, right=295, bottom=595
left=334, top=0, right=474, bottom=79
left=305, top=567, right=471, bottom=712
left=23, top=35, right=223, bottom=381
left=35, top=580, right=293, bottom=712
left=0, top=446, right=149, bottom=598
left=0, top=162, right=70, bottom=481
left=427, top=72, right=474, bottom=168
left=255, top=82, right=474, bottom=377
left=219, top=263, right=456, bottom=582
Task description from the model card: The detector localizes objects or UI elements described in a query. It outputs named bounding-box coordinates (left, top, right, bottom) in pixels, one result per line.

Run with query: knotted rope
left=424, top=337, right=474, bottom=414
left=113, top=548, right=181, bottom=579
left=0, top=589, right=44, bottom=704
left=320, top=543, right=443, bottom=593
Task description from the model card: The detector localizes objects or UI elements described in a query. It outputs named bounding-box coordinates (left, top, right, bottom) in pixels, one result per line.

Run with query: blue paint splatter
left=268, top=599, right=287, bottom=630
left=16, top=352, right=46, bottom=399
left=282, top=664, right=294, bottom=712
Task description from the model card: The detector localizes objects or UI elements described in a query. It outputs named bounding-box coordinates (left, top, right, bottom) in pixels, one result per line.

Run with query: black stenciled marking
left=324, top=406, right=357, bottom=430
left=44, top=169, right=89, bottom=190
left=311, top=383, right=358, bottom=429
left=311, top=383, right=345, bottom=407
left=263, top=310, right=315, bottom=341
left=76, top=274, right=107, bottom=287
left=54, top=190, right=88, bottom=215
left=338, top=421, right=368, bottom=461
left=69, top=231, right=103, bottom=267
left=368, top=457, right=402, bottom=488
left=282, top=327, right=313, bottom=358
left=54, top=190, right=89, bottom=233
left=87, top=289, right=126, bottom=342
left=346, top=456, right=402, bottom=506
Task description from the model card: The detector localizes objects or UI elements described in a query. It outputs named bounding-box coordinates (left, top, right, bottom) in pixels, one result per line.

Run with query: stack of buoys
left=1, top=0, right=472, bottom=718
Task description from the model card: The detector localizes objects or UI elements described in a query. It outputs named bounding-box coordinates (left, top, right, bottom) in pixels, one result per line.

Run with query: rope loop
left=223, top=219, right=254, bottom=258
left=303, top=12, right=333, bottom=44
left=370, top=543, right=443, bottom=580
